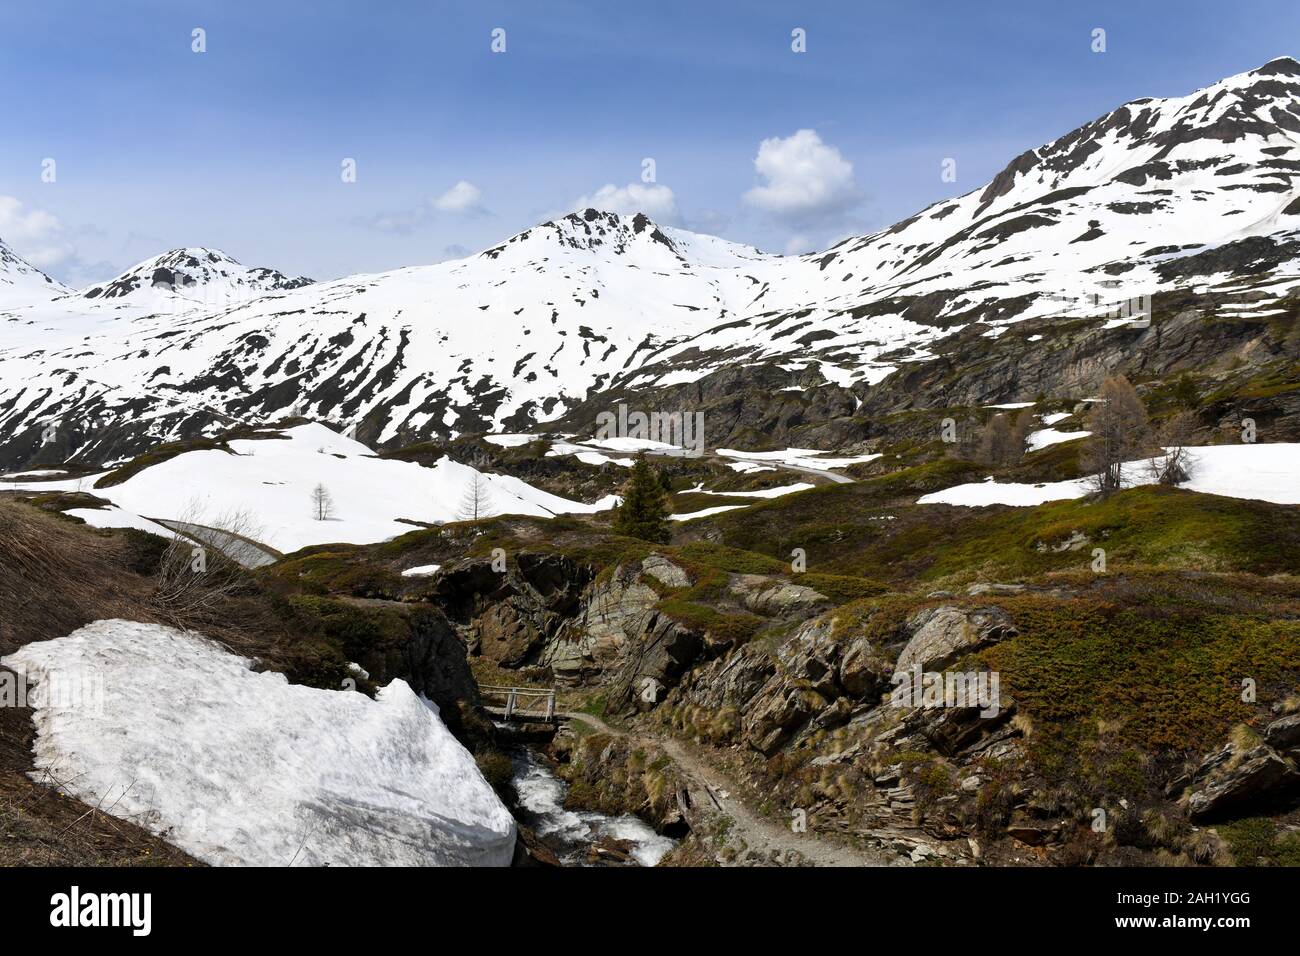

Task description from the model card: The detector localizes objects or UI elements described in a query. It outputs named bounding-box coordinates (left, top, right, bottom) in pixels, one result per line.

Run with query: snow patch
left=401, top=564, right=441, bottom=577
left=2, top=620, right=516, bottom=867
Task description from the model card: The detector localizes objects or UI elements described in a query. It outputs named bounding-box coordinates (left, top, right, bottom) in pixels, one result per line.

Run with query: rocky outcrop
left=1184, top=735, right=1300, bottom=822
left=673, top=615, right=892, bottom=755
left=728, top=575, right=829, bottom=616
left=540, top=559, right=665, bottom=683
left=641, top=554, right=692, bottom=589
left=895, top=605, right=1017, bottom=672
left=427, top=552, right=593, bottom=667
left=606, top=613, right=704, bottom=713
left=544, top=554, right=826, bottom=708
left=854, top=301, right=1296, bottom=437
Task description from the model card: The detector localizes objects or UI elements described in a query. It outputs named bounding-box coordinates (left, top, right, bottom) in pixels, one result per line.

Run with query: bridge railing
left=479, top=685, right=557, bottom=722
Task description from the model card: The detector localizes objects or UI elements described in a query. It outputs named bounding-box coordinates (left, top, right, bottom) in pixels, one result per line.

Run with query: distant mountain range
left=3, top=56, right=1300, bottom=468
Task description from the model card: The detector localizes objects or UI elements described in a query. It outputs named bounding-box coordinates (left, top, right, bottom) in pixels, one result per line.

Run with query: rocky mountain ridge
left=3, top=58, right=1300, bottom=470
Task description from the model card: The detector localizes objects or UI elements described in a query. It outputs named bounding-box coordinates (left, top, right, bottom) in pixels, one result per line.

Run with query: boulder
left=837, top=633, right=890, bottom=699
left=966, top=583, right=1027, bottom=596
left=1187, top=745, right=1300, bottom=822
left=744, top=681, right=821, bottom=755
left=1264, top=714, right=1300, bottom=752
left=587, top=836, right=636, bottom=865
left=895, top=606, right=1017, bottom=673
left=640, top=554, right=691, bottom=590
left=730, top=575, right=829, bottom=616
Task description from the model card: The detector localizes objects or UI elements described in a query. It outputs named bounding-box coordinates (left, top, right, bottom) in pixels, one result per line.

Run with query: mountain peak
left=0, top=236, right=71, bottom=308
left=479, top=208, right=683, bottom=262
left=1252, top=55, right=1300, bottom=77
left=83, top=247, right=312, bottom=301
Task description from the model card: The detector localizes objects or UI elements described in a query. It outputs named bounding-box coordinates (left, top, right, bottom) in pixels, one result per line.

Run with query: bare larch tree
left=1084, top=374, right=1151, bottom=496
left=311, top=482, right=335, bottom=521
left=457, top=473, right=494, bottom=522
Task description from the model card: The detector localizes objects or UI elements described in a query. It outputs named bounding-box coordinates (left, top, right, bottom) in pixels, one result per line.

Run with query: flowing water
left=510, top=748, right=676, bottom=866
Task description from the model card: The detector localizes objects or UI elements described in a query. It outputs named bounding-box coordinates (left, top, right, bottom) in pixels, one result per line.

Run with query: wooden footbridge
left=479, top=685, right=559, bottom=724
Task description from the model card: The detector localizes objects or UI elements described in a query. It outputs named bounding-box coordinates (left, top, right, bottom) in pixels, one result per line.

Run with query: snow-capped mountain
left=81, top=247, right=313, bottom=305
left=3, top=57, right=1300, bottom=468
left=0, top=237, right=70, bottom=309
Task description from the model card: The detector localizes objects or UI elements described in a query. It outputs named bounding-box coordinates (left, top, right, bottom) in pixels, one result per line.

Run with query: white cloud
left=0, top=196, right=75, bottom=269
left=433, top=180, right=485, bottom=214
left=358, top=181, right=488, bottom=235
left=783, top=234, right=815, bottom=255
left=573, top=182, right=681, bottom=225
left=743, top=129, right=860, bottom=226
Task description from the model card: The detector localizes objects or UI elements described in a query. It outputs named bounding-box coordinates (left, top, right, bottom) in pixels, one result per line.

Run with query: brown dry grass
left=0, top=499, right=306, bottom=865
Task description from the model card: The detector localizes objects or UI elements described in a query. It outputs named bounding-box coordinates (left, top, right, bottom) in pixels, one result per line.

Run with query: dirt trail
left=565, top=712, right=888, bottom=867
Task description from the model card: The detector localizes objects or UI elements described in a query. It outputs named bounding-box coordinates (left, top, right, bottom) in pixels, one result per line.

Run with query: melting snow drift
left=4, top=423, right=618, bottom=553
left=918, top=444, right=1300, bottom=507
left=2, top=620, right=517, bottom=867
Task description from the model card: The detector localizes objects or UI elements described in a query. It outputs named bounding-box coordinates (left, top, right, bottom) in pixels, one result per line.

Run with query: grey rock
left=896, top=606, right=1018, bottom=673
left=731, top=575, right=829, bottom=615
left=640, top=553, right=691, bottom=590
left=1264, top=713, right=1300, bottom=751
left=966, top=582, right=1027, bottom=596
left=1187, top=745, right=1300, bottom=822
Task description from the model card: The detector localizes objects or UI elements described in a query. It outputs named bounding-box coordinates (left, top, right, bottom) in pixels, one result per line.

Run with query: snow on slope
left=5, top=59, right=1300, bottom=464
left=645, top=56, right=1300, bottom=380
left=80, top=247, right=313, bottom=304
left=917, top=443, right=1300, bottom=507
left=2, top=620, right=516, bottom=867
left=92, top=424, right=617, bottom=552
left=0, top=236, right=70, bottom=308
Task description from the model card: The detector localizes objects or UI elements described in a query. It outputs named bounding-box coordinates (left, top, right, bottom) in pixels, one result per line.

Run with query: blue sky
left=1, top=0, right=1296, bottom=284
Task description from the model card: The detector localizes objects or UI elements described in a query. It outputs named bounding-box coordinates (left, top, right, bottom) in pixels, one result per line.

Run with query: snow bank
left=401, top=564, right=441, bottom=577
left=716, top=447, right=882, bottom=471
left=1180, top=443, right=1300, bottom=504
left=700, top=482, right=814, bottom=498
left=670, top=505, right=747, bottom=521
left=1026, top=427, right=1091, bottom=451
left=483, top=434, right=536, bottom=447
left=85, top=424, right=615, bottom=552
left=918, top=443, right=1300, bottom=507
left=2, top=620, right=516, bottom=867
left=546, top=441, right=635, bottom=467
left=65, top=506, right=174, bottom=537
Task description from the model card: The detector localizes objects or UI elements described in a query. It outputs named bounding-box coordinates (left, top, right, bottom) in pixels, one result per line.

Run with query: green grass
left=655, top=598, right=763, bottom=644
left=798, top=573, right=891, bottom=603
left=978, top=593, right=1300, bottom=769
left=673, top=542, right=787, bottom=576
left=919, top=486, right=1300, bottom=581
left=1219, top=818, right=1300, bottom=866
left=266, top=549, right=401, bottom=598
left=689, top=482, right=1300, bottom=585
